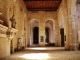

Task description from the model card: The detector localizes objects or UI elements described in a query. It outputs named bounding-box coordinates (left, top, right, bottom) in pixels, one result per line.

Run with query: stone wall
left=0, top=37, right=10, bottom=59
left=0, top=0, right=11, bottom=59
left=0, top=0, right=11, bottom=26
left=12, top=0, right=28, bottom=51
left=27, top=11, right=60, bottom=46
left=0, top=0, right=28, bottom=59
left=77, top=4, right=80, bottom=42
left=0, top=24, right=9, bottom=59
left=57, top=3, right=63, bottom=46
left=57, top=0, right=78, bottom=50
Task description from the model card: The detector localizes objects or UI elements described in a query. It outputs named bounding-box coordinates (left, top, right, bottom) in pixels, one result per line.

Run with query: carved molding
left=11, top=28, right=18, bottom=32
left=0, top=24, right=8, bottom=37
left=6, top=28, right=18, bottom=38
left=0, top=20, right=3, bottom=24
left=0, top=24, right=18, bottom=38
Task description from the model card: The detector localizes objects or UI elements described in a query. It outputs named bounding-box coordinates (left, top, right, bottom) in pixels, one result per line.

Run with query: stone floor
left=1, top=47, right=80, bottom=60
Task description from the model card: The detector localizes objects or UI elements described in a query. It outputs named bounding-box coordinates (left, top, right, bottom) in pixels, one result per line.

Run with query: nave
left=2, top=47, right=80, bottom=60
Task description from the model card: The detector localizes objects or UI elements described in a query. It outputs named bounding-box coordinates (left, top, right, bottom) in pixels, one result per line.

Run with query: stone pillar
left=53, top=29, right=55, bottom=43
left=39, top=22, right=45, bottom=46
left=69, top=15, right=78, bottom=50
left=68, top=0, right=78, bottom=50
left=26, top=20, right=30, bottom=47
left=55, top=20, right=61, bottom=47
left=62, top=0, right=70, bottom=50
left=50, top=29, right=54, bottom=43
left=30, top=24, right=33, bottom=45
left=49, top=28, right=52, bottom=43
left=63, top=0, right=78, bottom=50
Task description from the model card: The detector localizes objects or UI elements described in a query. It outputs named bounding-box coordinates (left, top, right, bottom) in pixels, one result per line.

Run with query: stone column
left=39, top=22, right=45, bottom=46
left=50, top=29, right=54, bottom=43
left=69, top=15, right=78, bottom=50
left=63, top=0, right=78, bottom=50
left=62, top=0, right=70, bottom=50
left=27, top=21, right=30, bottom=47
left=55, top=20, right=60, bottom=47
left=69, top=0, right=78, bottom=50
left=30, top=23, right=33, bottom=45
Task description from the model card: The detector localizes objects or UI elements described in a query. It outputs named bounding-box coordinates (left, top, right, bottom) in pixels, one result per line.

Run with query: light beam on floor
left=20, top=53, right=50, bottom=59
left=30, top=47, right=46, bottom=50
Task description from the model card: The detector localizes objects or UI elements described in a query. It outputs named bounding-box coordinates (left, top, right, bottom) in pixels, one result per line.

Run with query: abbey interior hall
left=0, top=0, right=80, bottom=60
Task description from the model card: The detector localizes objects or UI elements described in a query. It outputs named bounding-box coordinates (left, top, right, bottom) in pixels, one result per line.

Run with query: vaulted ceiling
left=23, top=0, right=62, bottom=11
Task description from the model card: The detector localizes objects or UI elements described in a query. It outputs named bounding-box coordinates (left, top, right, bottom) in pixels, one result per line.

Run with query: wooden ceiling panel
left=24, top=0, right=62, bottom=11
left=24, top=0, right=62, bottom=1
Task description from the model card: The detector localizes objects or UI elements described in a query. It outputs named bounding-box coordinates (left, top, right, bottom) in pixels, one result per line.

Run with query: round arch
left=45, top=27, right=50, bottom=43
left=44, top=19, right=55, bottom=23
left=30, top=20, right=39, bottom=46
left=45, top=20, right=55, bottom=45
left=30, top=19, right=39, bottom=24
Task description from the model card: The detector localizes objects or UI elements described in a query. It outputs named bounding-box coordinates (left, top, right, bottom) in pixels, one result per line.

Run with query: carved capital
left=6, top=28, right=18, bottom=38
left=0, top=24, right=8, bottom=37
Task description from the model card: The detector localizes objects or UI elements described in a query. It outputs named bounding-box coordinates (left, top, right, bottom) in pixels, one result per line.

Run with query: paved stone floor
left=1, top=47, right=80, bottom=60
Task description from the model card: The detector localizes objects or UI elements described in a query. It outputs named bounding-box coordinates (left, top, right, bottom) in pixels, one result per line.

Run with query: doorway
left=33, top=27, right=39, bottom=44
left=60, top=28, right=64, bottom=47
left=10, top=39, right=13, bottom=54
left=45, top=27, right=49, bottom=43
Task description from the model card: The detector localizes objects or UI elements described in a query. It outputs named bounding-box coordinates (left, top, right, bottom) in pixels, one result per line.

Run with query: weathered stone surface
left=27, top=11, right=60, bottom=46
left=0, top=0, right=28, bottom=59
left=0, top=0, right=80, bottom=59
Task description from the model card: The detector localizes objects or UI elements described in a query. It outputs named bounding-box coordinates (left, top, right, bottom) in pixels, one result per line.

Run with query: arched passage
left=45, top=27, right=50, bottom=43
left=30, top=20, right=39, bottom=46
left=60, top=28, right=64, bottom=47
left=33, top=27, right=39, bottom=44
left=45, top=20, right=55, bottom=46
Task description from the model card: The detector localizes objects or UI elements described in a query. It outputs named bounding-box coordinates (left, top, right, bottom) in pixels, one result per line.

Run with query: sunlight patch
left=20, top=53, right=50, bottom=59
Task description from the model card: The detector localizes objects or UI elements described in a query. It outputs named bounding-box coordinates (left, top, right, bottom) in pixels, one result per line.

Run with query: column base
left=65, top=43, right=78, bottom=51
left=69, top=43, right=78, bottom=51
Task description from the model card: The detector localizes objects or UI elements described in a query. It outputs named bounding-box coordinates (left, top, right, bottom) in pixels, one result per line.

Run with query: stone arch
left=45, top=19, right=55, bottom=30
left=30, top=20, right=39, bottom=28
left=45, top=20, right=55, bottom=44
left=33, top=27, right=39, bottom=44
left=45, top=19, right=54, bottom=23
left=30, top=20, right=39, bottom=46
left=30, top=19, right=39, bottom=24
left=45, top=27, right=50, bottom=43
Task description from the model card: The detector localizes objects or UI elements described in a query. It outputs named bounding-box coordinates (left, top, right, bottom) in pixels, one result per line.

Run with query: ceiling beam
left=27, top=8, right=58, bottom=11
left=24, top=0, right=62, bottom=1
left=28, top=9, right=57, bottom=11
left=27, top=7, right=58, bottom=9
left=77, top=0, right=80, bottom=4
